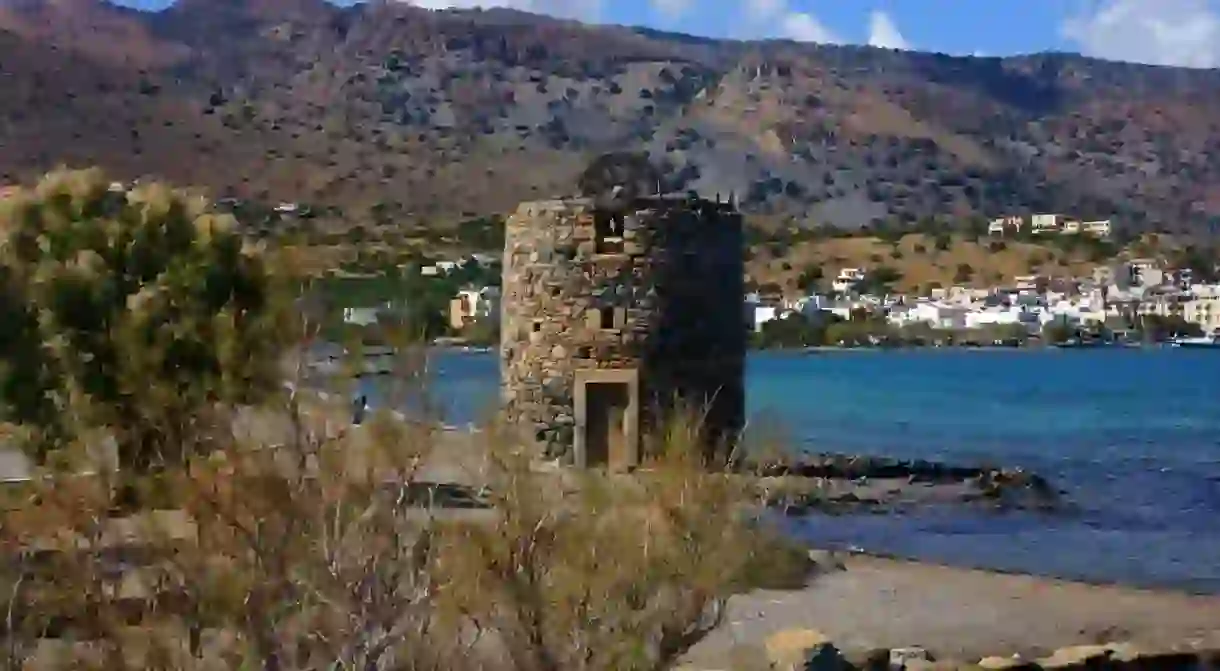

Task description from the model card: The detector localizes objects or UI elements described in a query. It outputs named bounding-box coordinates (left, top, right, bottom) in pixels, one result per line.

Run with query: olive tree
left=0, top=168, right=289, bottom=473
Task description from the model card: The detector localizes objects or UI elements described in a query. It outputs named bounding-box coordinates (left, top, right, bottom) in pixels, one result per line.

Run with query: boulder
left=1037, top=644, right=1111, bottom=670
left=899, top=661, right=966, bottom=671
left=890, top=647, right=935, bottom=670
left=977, top=656, right=1038, bottom=671
left=764, top=629, right=848, bottom=671
left=842, top=647, right=892, bottom=671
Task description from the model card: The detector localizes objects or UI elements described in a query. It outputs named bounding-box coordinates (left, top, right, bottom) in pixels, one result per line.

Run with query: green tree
left=461, top=316, right=501, bottom=346
left=0, top=169, right=288, bottom=473
left=755, top=312, right=832, bottom=349
left=795, top=265, right=824, bottom=292
left=1040, top=319, right=1076, bottom=345
left=852, top=266, right=903, bottom=295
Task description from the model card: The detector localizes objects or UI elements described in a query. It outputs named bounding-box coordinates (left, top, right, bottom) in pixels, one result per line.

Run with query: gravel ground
left=681, top=552, right=1220, bottom=665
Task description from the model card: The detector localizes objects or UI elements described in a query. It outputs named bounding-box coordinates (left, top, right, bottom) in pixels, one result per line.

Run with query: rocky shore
left=679, top=551, right=1220, bottom=670
left=743, top=453, right=1065, bottom=516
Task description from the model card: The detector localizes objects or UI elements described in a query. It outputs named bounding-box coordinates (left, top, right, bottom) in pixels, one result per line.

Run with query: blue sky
left=118, top=0, right=1220, bottom=68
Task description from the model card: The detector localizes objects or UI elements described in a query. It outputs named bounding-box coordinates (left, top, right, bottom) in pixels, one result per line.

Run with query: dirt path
left=682, top=552, right=1220, bottom=665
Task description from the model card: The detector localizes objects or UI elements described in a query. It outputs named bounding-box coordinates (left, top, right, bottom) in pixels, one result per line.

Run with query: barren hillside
left=2, top=0, right=1220, bottom=237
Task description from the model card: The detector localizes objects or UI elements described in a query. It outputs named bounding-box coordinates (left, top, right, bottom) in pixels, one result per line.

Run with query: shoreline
left=758, top=343, right=1163, bottom=353
left=681, top=550, right=1220, bottom=665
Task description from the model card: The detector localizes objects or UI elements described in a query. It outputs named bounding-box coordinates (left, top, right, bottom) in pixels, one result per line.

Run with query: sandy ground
left=682, top=552, right=1220, bottom=665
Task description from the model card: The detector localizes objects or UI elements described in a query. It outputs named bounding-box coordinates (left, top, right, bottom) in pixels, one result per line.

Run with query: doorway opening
left=574, top=369, right=639, bottom=471
left=584, top=381, right=629, bottom=468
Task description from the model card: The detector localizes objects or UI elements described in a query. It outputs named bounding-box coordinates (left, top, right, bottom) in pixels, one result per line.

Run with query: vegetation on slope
left=2, top=1, right=1220, bottom=237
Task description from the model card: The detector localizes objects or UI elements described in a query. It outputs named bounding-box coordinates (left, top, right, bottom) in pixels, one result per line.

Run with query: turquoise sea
left=375, top=349, right=1220, bottom=593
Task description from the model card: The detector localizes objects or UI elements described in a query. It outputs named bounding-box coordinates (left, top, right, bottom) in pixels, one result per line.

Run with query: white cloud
left=1062, top=0, right=1220, bottom=68
left=738, top=0, right=840, bottom=43
left=781, top=11, right=840, bottom=43
left=867, top=9, right=908, bottom=50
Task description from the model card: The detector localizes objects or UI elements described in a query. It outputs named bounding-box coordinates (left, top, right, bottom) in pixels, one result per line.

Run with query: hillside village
left=327, top=207, right=1217, bottom=351
left=751, top=255, right=1217, bottom=346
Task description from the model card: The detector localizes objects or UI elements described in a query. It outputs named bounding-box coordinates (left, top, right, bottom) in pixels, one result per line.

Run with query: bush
left=0, top=169, right=289, bottom=473
left=1, top=373, right=796, bottom=670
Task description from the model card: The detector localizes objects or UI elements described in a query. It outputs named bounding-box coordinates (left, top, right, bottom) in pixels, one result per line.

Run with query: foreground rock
left=764, top=629, right=850, bottom=671
left=680, top=636, right=1220, bottom=670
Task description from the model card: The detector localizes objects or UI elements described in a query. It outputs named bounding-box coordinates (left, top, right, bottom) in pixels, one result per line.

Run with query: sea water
left=372, top=348, right=1220, bottom=592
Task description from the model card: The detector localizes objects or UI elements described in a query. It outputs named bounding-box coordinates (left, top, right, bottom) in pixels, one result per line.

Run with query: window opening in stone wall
left=600, top=307, right=615, bottom=329
left=594, top=212, right=625, bottom=254
left=532, top=320, right=542, bottom=333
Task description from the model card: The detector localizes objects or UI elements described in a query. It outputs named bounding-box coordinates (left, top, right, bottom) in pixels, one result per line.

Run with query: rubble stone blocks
left=499, top=194, right=746, bottom=464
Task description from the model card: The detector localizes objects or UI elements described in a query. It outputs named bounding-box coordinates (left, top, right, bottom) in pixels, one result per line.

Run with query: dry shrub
left=1, top=364, right=806, bottom=671
left=439, top=418, right=762, bottom=671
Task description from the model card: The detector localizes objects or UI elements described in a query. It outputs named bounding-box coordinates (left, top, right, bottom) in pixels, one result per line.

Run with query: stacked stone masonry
left=499, top=194, right=746, bottom=465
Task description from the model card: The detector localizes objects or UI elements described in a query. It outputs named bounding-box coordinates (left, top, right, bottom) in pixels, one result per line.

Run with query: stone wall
left=499, top=194, right=745, bottom=463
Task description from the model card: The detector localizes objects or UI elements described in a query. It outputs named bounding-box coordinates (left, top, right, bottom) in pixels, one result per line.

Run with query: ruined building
left=499, top=177, right=746, bottom=469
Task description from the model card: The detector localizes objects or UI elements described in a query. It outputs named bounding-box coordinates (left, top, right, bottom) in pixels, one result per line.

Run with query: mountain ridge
left=2, top=0, right=1219, bottom=237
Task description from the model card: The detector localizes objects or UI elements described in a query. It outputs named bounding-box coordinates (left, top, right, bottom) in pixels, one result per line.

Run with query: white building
left=1013, top=275, right=1041, bottom=292
left=1030, top=213, right=1064, bottom=234
left=751, top=305, right=781, bottom=332
left=343, top=306, right=384, bottom=326
left=965, top=307, right=1031, bottom=330
left=449, top=286, right=501, bottom=330
left=988, top=215, right=1023, bottom=235
left=1081, top=220, right=1112, bottom=238
left=1184, top=285, right=1220, bottom=333
left=831, top=268, right=867, bottom=293
left=888, top=301, right=968, bottom=330
left=789, top=294, right=832, bottom=317
left=422, top=260, right=462, bottom=277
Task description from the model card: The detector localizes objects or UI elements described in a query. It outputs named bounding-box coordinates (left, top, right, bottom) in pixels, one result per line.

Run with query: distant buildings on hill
left=750, top=256, right=1220, bottom=340
left=988, top=213, right=1113, bottom=238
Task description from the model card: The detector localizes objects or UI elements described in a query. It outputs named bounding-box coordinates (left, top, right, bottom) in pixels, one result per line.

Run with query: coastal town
left=749, top=214, right=1217, bottom=346
left=345, top=211, right=1220, bottom=351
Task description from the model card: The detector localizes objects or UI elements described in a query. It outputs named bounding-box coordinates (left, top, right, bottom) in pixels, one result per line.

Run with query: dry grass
left=0, top=361, right=806, bottom=671
left=749, top=233, right=1106, bottom=293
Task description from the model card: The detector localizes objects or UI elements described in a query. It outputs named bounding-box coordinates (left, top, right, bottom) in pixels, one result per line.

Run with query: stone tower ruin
left=499, top=166, right=746, bottom=469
